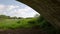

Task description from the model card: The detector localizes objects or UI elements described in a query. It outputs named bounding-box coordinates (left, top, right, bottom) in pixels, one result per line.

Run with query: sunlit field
left=0, top=18, right=38, bottom=30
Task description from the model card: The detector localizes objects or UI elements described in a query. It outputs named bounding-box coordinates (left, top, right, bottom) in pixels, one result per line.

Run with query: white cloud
left=6, top=7, right=33, bottom=17
left=0, top=4, right=39, bottom=18
left=0, top=4, right=19, bottom=11
left=0, top=4, right=5, bottom=10
left=0, top=4, right=20, bottom=14
left=7, top=5, right=19, bottom=11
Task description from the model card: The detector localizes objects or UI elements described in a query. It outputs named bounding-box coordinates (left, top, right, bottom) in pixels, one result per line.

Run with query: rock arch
left=17, top=0, right=60, bottom=29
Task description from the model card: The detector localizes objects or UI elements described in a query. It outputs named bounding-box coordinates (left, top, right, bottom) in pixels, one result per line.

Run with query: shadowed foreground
left=0, top=29, right=47, bottom=34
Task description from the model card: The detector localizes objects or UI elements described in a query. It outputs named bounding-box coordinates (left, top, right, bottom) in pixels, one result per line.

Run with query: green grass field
left=0, top=16, right=57, bottom=34
left=0, top=18, right=38, bottom=30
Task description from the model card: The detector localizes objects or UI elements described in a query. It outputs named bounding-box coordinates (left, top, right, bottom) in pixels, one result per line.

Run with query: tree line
left=0, top=15, right=23, bottom=19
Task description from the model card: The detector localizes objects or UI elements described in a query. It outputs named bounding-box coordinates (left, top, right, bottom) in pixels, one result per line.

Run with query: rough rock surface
left=17, top=0, right=60, bottom=29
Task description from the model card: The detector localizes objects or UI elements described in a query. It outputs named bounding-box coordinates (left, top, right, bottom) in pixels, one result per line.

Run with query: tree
left=0, top=15, right=9, bottom=19
left=34, top=14, right=40, bottom=18
left=18, top=17, right=23, bottom=19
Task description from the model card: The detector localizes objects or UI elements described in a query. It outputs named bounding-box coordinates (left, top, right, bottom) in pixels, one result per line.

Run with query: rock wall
left=17, top=0, right=60, bottom=29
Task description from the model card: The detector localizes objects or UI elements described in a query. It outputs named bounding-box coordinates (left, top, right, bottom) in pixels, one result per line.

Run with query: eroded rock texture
left=17, top=0, right=60, bottom=29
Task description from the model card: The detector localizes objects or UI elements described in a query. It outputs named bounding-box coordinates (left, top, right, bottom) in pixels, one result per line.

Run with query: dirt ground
left=0, top=29, right=47, bottom=34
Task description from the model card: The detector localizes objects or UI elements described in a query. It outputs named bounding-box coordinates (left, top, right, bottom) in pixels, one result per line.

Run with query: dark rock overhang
left=16, top=0, right=60, bottom=28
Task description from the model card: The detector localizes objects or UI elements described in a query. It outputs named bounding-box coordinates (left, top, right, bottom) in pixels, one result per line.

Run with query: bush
left=28, top=20, right=36, bottom=24
left=37, top=16, right=57, bottom=34
left=17, top=21, right=21, bottom=23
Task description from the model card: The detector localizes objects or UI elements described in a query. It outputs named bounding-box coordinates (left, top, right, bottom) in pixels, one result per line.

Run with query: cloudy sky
left=0, top=0, right=40, bottom=18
